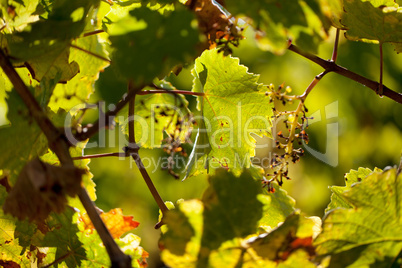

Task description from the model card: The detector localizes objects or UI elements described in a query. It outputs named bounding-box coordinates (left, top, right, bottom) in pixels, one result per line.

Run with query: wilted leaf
left=188, top=0, right=238, bottom=45
left=3, top=158, right=83, bottom=222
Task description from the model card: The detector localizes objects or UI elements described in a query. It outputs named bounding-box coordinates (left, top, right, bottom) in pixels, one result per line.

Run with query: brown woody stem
left=288, top=44, right=402, bottom=104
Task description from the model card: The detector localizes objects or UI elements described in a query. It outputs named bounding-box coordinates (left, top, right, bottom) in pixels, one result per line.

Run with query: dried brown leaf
left=3, top=158, right=83, bottom=222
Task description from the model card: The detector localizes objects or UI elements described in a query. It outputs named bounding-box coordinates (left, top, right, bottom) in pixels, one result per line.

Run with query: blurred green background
left=84, top=28, right=402, bottom=267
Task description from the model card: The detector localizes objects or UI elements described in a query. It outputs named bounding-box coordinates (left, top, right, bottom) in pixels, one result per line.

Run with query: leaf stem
left=139, top=89, right=205, bottom=96
left=0, top=48, right=132, bottom=268
left=331, top=29, right=340, bottom=62
left=379, top=42, right=384, bottom=96
left=83, top=29, right=105, bottom=37
left=72, top=152, right=127, bottom=160
left=288, top=44, right=402, bottom=104
left=127, top=82, right=168, bottom=228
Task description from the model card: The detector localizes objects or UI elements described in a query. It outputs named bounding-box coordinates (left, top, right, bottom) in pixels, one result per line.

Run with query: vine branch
left=126, top=81, right=169, bottom=229
left=72, top=152, right=127, bottom=160
left=0, top=48, right=132, bottom=268
left=288, top=43, right=402, bottom=104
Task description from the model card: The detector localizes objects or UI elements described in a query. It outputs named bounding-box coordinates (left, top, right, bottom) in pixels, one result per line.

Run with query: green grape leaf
left=199, top=169, right=263, bottom=262
left=225, top=0, right=330, bottom=53
left=315, top=168, right=402, bottom=267
left=35, top=209, right=102, bottom=267
left=0, top=90, right=48, bottom=184
left=99, top=0, right=141, bottom=31
left=317, top=0, right=344, bottom=28
left=326, top=167, right=375, bottom=213
left=159, top=199, right=203, bottom=267
left=117, top=83, right=192, bottom=149
left=159, top=200, right=199, bottom=256
left=186, top=49, right=273, bottom=178
left=48, top=31, right=109, bottom=112
left=109, top=5, right=200, bottom=85
left=24, top=46, right=80, bottom=83
left=342, top=0, right=402, bottom=52
left=34, top=209, right=147, bottom=268
left=259, top=183, right=296, bottom=231
left=160, top=169, right=264, bottom=267
left=4, top=0, right=100, bottom=83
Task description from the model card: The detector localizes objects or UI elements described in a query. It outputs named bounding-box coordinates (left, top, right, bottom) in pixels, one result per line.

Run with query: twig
left=83, top=29, right=105, bottom=37
left=139, top=88, right=205, bottom=97
left=0, top=48, right=132, bottom=268
left=126, top=81, right=169, bottom=229
left=379, top=43, right=384, bottom=96
left=331, top=29, right=340, bottom=62
left=72, top=152, right=127, bottom=160
left=299, top=71, right=328, bottom=100
left=288, top=44, right=402, bottom=104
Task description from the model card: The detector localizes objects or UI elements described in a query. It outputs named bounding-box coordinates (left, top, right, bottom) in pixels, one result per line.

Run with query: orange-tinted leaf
left=3, top=158, right=83, bottom=222
left=79, top=208, right=139, bottom=239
